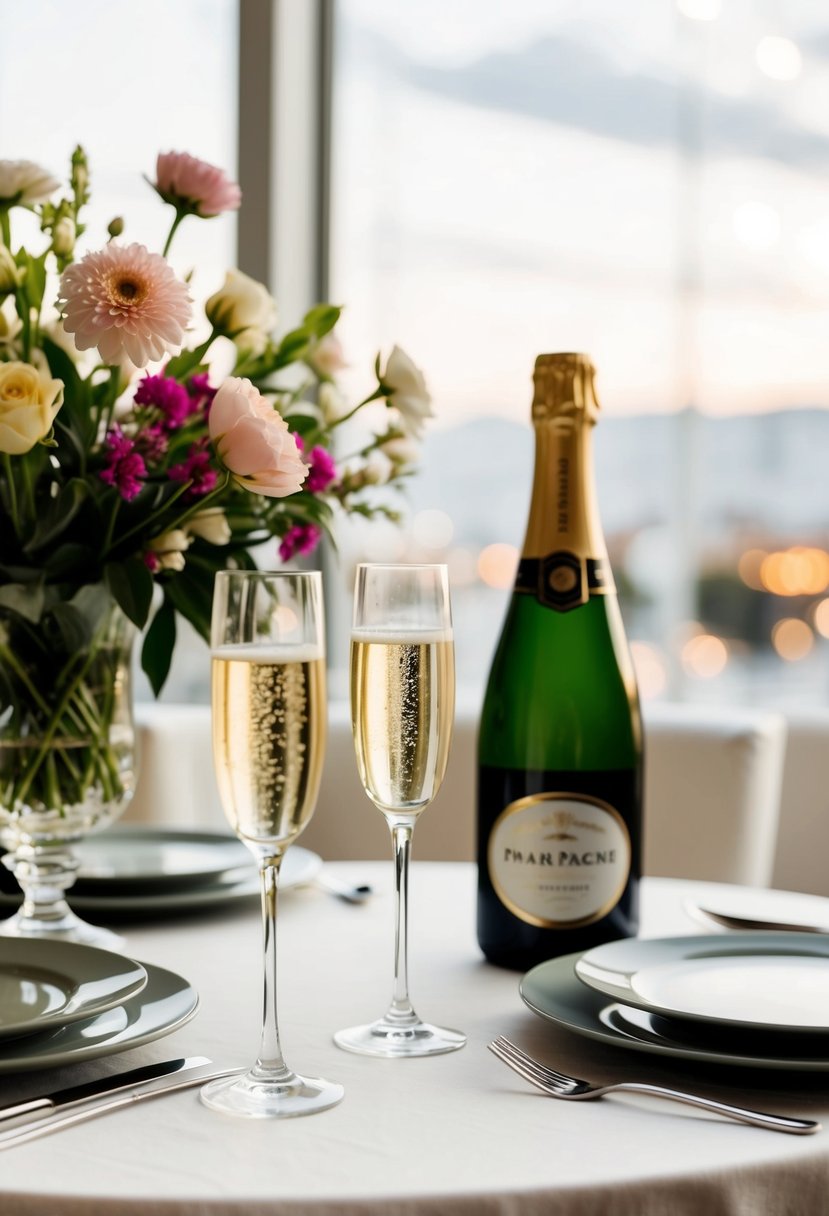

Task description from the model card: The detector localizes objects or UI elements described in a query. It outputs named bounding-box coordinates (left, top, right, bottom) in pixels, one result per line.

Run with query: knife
left=0, top=1057, right=240, bottom=1149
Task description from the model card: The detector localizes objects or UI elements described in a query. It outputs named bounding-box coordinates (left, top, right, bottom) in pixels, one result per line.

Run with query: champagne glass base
left=200, top=1067, right=344, bottom=1119
left=334, top=1017, right=466, bottom=1058
left=0, top=906, right=125, bottom=951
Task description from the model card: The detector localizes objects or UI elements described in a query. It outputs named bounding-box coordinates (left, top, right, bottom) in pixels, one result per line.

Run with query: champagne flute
left=334, top=563, right=466, bottom=1057
left=201, top=570, right=343, bottom=1118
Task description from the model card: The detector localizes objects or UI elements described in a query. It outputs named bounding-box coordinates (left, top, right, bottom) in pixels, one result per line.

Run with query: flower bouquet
left=0, top=147, right=430, bottom=940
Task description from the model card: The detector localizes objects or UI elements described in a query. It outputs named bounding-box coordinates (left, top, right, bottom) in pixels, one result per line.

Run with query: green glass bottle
left=477, top=353, right=643, bottom=971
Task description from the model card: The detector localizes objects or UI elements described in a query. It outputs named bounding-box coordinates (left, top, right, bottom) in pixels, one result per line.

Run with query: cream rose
left=318, top=382, right=350, bottom=424
left=308, top=331, right=347, bottom=378
left=208, top=376, right=307, bottom=498
left=380, top=434, right=420, bottom=467
left=205, top=269, right=277, bottom=351
left=382, top=346, right=433, bottom=438
left=187, top=507, right=231, bottom=545
left=0, top=159, right=60, bottom=205
left=0, top=361, right=64, bottom=455
left=146, top=529, right=192, bottom=572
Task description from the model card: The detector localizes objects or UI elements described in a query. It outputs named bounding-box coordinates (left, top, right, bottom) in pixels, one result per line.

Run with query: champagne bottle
left=477, top=353, right=643, bottom=970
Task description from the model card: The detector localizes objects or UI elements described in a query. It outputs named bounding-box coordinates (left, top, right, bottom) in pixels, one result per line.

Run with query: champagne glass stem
left=255, top=858, right=290, bottom=1079
left=388, top=821, right=417, bottom=1025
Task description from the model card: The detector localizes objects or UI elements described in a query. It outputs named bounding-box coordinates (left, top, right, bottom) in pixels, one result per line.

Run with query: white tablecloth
left=0, top=867, right=827, bottom=1216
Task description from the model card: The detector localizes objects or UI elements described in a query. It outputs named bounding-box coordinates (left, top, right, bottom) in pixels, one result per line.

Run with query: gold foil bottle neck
left=532, top=353, right=600, bottom=426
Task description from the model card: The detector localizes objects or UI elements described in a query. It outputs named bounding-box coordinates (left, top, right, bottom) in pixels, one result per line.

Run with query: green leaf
left=23, top=251, right=48, bottom=311
left=70, top=583, right=113, bottom=636
left=43, top=542, right=96, bottom=581
left=272, top=327, right=311, bottom=369
left=141, top=599, right=177, bottom=697
left=41, top=337, right=94, bottom=444
left=105, top=558, right=154, bottom=628
left=24, top=478, right=88, bottom=554
left=48, top=602, right=90, bottom=652
left=165, top=563, right=215, bottom=642
left=0, top=582, right=44, bottom=623
left=302, top=303, right=341, bottom=339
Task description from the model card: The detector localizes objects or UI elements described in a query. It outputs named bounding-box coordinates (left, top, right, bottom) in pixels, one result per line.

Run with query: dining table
left=0, top=863, right=827, bottom=1216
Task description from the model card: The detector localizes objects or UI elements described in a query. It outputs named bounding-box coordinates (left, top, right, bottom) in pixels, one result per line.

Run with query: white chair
left=771, top=707, right=829, bottom=897
left=128, top=699, right=787, bottom=887
left=641, top=702, right=786, bottom=886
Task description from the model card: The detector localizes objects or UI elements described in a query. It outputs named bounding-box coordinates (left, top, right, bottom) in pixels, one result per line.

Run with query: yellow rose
left=0, top=361, right=64, bottom=455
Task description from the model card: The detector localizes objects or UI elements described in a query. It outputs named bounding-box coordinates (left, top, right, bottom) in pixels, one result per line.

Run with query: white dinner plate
left=0, top=961, right=198, bottom=1073
left=0, top=940, right=147, bottom=1041
left=574, top=933, right=829, bottom=1033
left=72, top=828, right=252, bottom=889
left=68, top=846, right=322, bottom=915
left=0, top=845, right=322, bottom=918
left=521, top=953, right=829, bottom=1071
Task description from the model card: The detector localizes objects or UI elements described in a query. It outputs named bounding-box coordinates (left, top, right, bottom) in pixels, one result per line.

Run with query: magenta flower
left=135, top=423, right=168, bottom=461
left=134, top=373, right=194, bottom=429
left=305, top=445, right=337, bottom=493
left=154, top=151, right=241, bottom=217
left=99, top=428, right=147, bottom=501
left=279, top=524, right=322, bottom=562
left=144, top=551, right=161, bottom=573
left=169, top=443, right=218, bottom=498
left=58, top=243, right=192, bottom=368
left=187, top=372, right=217, bottom=413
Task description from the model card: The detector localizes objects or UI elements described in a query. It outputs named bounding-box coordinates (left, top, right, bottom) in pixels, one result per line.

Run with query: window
left=329, top=0, right=829, bottom=707
left=0, top=0, right=240, bottom=700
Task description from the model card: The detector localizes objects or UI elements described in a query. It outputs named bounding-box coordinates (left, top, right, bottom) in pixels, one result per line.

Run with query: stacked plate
left=0, top=938, right=198, bottom=1072
left=1, top=828, right=323, bottom=918
left=521, top=933, right=829, bottom=1070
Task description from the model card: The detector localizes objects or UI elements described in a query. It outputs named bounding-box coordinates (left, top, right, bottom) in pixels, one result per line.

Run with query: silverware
left=0, top=1056, right=241, bottom=1149
left=487, top=1037, right=821, bottom=1135
left=315, top=873, right=374, bottom=904
left=686, top=901, right=829, bottom=935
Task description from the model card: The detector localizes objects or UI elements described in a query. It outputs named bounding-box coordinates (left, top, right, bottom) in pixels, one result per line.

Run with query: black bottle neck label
left=515, top=551, right=614, bottom=612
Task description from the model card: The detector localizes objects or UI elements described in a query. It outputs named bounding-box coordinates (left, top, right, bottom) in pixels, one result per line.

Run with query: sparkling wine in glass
left=201, top=570, right=343, bottom=1118
left=334, top=563, right=466, bottom=1057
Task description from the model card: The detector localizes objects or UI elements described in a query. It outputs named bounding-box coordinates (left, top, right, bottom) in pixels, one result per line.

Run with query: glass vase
left=0, top=593, right=136, bottom=948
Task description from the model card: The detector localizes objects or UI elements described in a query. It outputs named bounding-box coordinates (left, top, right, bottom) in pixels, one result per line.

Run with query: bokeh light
left=760, top=548, right=829, bottom=597
left=813, top=599, right=829, bottom=639
left=737, top=548, right=767, bottom=591
left=681, top=633, right=728, bottom=678
left=756, top=36, right=802, bottom=82
left=477, top=543, right=518, bottom=590
left=772, top=618, right=813, bottom=661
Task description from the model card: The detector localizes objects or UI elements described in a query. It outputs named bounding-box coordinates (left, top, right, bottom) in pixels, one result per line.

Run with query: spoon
left=685, top=900, right=829, bottom=935
left=315, top=872, right=374, bottom=904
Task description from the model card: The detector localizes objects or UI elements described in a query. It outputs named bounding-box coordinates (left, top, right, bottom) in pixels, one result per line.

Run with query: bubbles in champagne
left=351, top=632, right=454, bottom=813
left=212, top=648, right=326, bottom=846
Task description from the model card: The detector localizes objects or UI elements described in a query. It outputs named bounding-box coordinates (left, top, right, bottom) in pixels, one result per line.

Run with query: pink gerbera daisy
left=57, top=243, right=192, bottom=368
left=154, top=151, right=241, bottom=218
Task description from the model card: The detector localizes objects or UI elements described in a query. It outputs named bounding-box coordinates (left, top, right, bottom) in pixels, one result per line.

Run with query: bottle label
left=514, top=553, right=613, bottom=612
left=488, top=792, right=632, bottom=928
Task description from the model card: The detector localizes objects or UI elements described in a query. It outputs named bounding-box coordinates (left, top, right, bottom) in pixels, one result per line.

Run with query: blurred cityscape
left=391, top=407, right=829, bottom=708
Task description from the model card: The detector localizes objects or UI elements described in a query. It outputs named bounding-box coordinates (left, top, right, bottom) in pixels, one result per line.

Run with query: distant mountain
left=342, top=22, right=829, bottom=169
left=411, top=408, right=829, bottom=544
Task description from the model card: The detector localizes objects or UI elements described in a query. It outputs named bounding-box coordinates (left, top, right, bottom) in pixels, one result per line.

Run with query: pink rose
left=208, top=377, right=307, bottom=498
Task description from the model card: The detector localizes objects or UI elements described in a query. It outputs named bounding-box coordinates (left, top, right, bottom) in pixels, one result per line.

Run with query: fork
left=487, top=1037, right=821, bottom=1135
